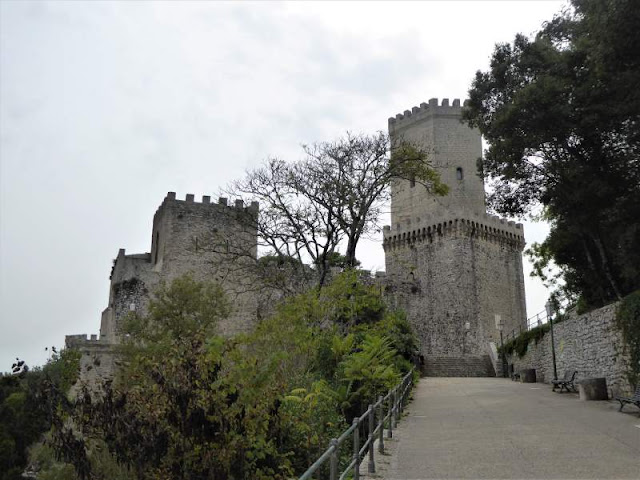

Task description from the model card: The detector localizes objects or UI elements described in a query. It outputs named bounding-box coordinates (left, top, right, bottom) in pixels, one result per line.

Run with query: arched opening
left=456, top=167, right=464, bottom=180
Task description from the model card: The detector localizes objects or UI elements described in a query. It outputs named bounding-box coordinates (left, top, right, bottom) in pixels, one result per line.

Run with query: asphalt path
left=372, top=377, right=640, bottom=480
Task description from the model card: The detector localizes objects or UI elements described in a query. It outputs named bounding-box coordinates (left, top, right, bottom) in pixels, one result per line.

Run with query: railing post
left=378, top=395, right=385, bottom=453
left=367, top=405, right=375, bottom=474
left=387, top=391, right=393, bottom=439
left=329, top=438, right=338, bottom=480
left=392, top=388, right=398, bottom=427
left=352, top=417, right=360, bottom=480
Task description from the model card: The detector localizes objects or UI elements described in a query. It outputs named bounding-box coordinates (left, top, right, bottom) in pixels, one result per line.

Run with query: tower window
left=456, top=167, right=464, bottom=180
left=410, top=173, right=416, bottom=188
left=154, top=232, right=159, bottom=264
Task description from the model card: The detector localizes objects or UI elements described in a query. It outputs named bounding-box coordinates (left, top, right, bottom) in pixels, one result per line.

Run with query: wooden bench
left=551, top=370, right=578, bottom=393
left=615, top=385, right=640, bottom=414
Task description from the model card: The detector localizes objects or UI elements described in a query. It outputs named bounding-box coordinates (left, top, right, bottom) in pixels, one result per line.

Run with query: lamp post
left=495, top=314, right=507, bottom=378
left=546, top=300, right=558, bottom=381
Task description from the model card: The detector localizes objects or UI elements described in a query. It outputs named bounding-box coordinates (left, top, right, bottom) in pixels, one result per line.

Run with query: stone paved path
left=373, top=377, right=640, bottom=479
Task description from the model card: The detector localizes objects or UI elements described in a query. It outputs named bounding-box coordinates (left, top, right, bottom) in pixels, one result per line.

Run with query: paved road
left=376, top=377, right=640, bottom=479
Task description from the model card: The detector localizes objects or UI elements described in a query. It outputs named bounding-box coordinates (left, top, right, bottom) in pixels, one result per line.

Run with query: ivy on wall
left=616, top=290, right=640, bottom=388
left=498, top=324, right=550, bottom=358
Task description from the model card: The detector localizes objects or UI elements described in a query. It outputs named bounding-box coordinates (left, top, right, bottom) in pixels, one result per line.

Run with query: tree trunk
left=590, top=233, right=623, bottom=300
left=580, top=237, right=606, bottom=305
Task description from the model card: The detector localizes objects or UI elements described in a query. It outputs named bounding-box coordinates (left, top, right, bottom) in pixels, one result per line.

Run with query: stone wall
left=65, top=335, right=118, bottom=398
left=388, top=98, right=486, bottom=222
left=67, top=192, right=262, bottom=391
left=507, top=303, right=633, bottom=397
left=384, top=215, right=526, bottom=357
left=95, top=192, right=260, bottom=345
left=384, top=98, right=527, bottom=365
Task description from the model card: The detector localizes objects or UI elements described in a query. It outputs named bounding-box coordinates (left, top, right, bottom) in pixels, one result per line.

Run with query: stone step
left=423, top=355, right=495, bottom=377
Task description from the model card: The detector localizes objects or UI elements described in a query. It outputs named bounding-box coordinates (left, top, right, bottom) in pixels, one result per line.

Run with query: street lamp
left=545, top=300, right=558, bottom=381
left=495, top=314, right=507, bottom=378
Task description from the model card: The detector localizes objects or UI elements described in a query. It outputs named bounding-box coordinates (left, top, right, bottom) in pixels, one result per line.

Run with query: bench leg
left=618, top=401, right=624, bottom=412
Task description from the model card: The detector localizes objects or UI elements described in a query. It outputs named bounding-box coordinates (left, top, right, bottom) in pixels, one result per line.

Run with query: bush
left=616, top=290, right=640, bottom=387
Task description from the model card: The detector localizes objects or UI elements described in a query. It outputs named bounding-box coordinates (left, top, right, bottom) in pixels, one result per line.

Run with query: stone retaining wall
left=507, top=303, right=633, bottom=397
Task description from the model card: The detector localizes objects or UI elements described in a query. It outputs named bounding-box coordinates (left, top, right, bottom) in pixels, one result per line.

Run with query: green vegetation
left=498, top=325, right=550, bottom=359
left=616, top=290, right=640, bottom=387
left=0, top=349, right=80, bottom=480
left=48, top=272, right=416, bottom=480
left=499, top=312, right=572, bottom=359
left=464, top=0, right=640, bottom=309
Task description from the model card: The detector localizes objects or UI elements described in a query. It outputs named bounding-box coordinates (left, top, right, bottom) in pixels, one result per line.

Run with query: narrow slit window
left=154, top=232, right=159, bottom=264
left=456, top=167, right=464, bottom=180
left=410, top=173, right=416, bottom=188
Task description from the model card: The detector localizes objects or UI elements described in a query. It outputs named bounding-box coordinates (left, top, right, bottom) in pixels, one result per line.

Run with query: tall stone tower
left=383, top=98, right=527, bottom=376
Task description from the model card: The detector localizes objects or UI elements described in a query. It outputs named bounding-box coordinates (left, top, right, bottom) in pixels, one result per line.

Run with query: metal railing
left=503, top=297, right=572, bottom=343
left=298, top=369, right=414, bottom=480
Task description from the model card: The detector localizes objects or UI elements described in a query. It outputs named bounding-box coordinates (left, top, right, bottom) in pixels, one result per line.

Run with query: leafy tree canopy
left=0, top=349, right=80, bottom=480
left=463, top=0, right=640, bottom=307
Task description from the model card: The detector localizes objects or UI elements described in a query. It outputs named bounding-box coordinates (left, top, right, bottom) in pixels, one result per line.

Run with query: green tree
left=51, top=273, right=416, bottom=479
left=66, top=274, right=293, bottom=480
left=0, top=349, right=80, bottom=480
left=463, top=0, right=640, bottom=307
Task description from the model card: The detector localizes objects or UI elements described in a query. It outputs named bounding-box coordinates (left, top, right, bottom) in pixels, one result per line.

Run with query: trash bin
left=520, top=368, right=536, bottom=383
left=578, top=377, right=608, bottom=400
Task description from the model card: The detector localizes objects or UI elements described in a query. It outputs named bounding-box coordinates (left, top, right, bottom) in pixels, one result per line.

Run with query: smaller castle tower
left=384, top=99, right=527, bottom=376
left=67, top=193, right=260, bottom=392
left=99, top=192, right=259, bottom=344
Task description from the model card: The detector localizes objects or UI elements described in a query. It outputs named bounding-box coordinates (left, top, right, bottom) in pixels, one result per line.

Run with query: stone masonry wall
left=384, top=98, right=527, bottom=364
left=97, top=192, right=260, bottom=344
left=507, top=303, right=633, bottom=397
left=147, top=193, right=259, bottom=336
left=68, top=192, right=261, bottom=392
left=389, top=98, right=485, bottom=226
left=65, top=335, right=117, bottom=398
left=384, top=215, right=526, bottom=357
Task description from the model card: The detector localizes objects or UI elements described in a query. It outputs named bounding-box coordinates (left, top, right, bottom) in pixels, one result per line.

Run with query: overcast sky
left=0, top=0, right=566, bottom=372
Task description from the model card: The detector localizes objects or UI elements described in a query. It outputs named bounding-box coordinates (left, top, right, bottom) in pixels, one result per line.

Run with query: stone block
left=578, top=377, right=608, bottom=401
left=520, top=368, right=536, bottom=383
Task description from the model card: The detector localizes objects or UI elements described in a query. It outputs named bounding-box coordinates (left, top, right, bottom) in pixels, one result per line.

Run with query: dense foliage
left=463, top=0, right=640, bottom=308
left=0, top=349, right=80, bottom=480
left=616, top=290, right=640, bottom=387
left=51, top=272, right=416, bottom=479
left=498, top=325, right=550, bottom=359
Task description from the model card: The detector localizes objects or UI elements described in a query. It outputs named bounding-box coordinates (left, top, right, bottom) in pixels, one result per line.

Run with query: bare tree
left=293, top=132, right=447, bottom=269
left=219, top=132, right=446, bottom=291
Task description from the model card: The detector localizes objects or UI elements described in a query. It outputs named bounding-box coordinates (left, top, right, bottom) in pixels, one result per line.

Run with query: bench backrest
left=562, top=370, right=577, bottom=381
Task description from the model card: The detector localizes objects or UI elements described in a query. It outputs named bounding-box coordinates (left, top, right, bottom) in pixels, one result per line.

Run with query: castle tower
left=383, top=98, right=527, bottom=375
left=97, top=192, right=260, bottom=344
left=66, top=192, right=260, bottom=394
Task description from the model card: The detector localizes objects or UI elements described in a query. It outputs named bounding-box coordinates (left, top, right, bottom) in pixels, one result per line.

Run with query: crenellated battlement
left=160, top=192, right=259, bottom=214
left=65, top=333, right=109, bottom=347
left=383, top=213, right=525, bottom=252
left=388, top=97, right=470, bottom=130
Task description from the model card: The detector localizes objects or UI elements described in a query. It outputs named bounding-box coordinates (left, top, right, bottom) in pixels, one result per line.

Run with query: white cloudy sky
left=0, top=0, right=566, bottom=371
